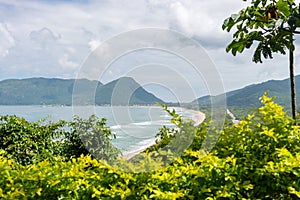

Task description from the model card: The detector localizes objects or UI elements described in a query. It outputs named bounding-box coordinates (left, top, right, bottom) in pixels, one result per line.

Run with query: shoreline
left=122, top=147, right=152, bottom=160
left=122, top=108, right=206, bottom=160
left=185, top=109, right=206, bottom=126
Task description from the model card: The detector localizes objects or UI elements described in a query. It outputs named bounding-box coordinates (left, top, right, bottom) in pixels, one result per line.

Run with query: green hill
left=0, top=77, right=164, bottom=105
left=195, top=75, right=300, bottom=108
left=95, top=77, right=165, bottom=105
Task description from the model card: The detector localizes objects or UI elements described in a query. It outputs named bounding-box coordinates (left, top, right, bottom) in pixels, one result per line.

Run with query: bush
left=63, top=115, right=120, bottom=162
left=211, top=94, right=300, bottom=198
left=0, top=114, right=120, bottom=165
left=1, top=93, right=300, bottom=199
left=0, top=115, right=67, bottom=165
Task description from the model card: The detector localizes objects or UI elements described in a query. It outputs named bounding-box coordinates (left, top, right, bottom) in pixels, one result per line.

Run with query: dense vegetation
left=1, top=94, right=300, bottom=199
left=0, top=114, right=120, bottom=166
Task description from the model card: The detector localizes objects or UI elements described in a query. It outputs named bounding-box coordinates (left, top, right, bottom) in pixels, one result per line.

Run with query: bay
left=0, top=105, right=194, bottom=155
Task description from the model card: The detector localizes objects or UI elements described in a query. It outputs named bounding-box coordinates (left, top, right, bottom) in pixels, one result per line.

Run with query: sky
left=1, top=0, right=300, bottom=102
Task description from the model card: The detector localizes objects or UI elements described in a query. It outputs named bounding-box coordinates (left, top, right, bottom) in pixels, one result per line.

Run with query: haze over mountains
left=0, top=77, right=164, bottom=105
left=0, top=75, right=300, bottom=107
left=195, top=75, right=300, bottom=108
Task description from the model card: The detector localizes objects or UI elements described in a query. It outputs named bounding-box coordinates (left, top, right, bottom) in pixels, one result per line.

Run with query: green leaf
left=276, top=0, right=291, bottom=16
left=289, top=14, right=300, bottom=27
left=231, top=13, right=240, bottom=21
left=288, top=187, right=300, bottom=197
left=222, top=17, right=235, bottom=31
left=226, top=40, right=246, bottom=56
left=254, top=10, right=265, bottom=17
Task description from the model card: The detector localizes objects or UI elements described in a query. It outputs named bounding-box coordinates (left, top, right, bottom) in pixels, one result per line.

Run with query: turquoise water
left=0, top=105, right=194, bottom=155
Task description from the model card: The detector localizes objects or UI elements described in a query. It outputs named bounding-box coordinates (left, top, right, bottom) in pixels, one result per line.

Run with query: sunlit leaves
left=1, top=94, right=300, bottom=198
left=277, top=0, right=291, bottom=17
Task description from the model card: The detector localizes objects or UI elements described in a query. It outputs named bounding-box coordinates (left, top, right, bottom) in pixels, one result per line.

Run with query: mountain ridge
left=195, top=75, right=300, bottom=108
left=0, top=77, right=164, bottom=105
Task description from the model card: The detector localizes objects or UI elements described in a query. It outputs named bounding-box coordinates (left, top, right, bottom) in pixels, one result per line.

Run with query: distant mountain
left=95, top=77, right=165, bottom=105
left=194, top=75, right=300, bottom=108
left=0, top=77, right=164, bottom=105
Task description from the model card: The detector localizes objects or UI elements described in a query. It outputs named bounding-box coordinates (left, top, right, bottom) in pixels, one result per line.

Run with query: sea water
left=0, top=105, right=197, bottom=155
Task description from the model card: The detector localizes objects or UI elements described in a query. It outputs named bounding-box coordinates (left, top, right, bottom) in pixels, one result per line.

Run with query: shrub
left=63, top=115, right=120, bottom=162
left=0, top=115, right=66, bottom=165
left=1, top=93, right=300, bottom=199
left=0, top=115, right=120, bottom=165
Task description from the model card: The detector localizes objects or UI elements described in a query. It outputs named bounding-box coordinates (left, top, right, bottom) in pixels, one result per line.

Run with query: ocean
left=0, top=105, right=196, bottom=156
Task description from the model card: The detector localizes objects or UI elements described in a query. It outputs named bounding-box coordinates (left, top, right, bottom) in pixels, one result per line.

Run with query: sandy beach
left=122, top=147, right=151, bottom=160
left=185, top=109, right=206, bottom=126
left=122, top=108, right=206, bottom=160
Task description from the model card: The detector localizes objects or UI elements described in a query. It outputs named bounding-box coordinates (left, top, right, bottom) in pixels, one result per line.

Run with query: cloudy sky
left=1, top=0, right=300, bottom=102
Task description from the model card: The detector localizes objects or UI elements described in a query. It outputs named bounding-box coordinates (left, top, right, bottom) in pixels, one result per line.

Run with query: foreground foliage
left=1, top=94, right=300, bottom=199
left=0, top=114, right=119, bottom=165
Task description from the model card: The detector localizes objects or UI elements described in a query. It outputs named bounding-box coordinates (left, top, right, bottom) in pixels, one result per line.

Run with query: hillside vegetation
left=1, top=94, right=300, bottom=199
left=0, top=77, right=164, bottom=105
left=195, top=75, right=300, bottom=108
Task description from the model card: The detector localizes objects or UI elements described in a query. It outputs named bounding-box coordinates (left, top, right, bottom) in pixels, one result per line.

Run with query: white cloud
left=0, top=22, right=15, bottom=57
left=170, top=2, right=191, bottom=34
left=0, top=0, right=295, bottom=98
left=168, top=0, right=248, bottom=48
left=30, top=27, right=60, bottom=49
left=88, top=39, right=101, bottom=52
left=67, top=47, right=76, bottom=54
left=58, top=53, right=79, bottom=69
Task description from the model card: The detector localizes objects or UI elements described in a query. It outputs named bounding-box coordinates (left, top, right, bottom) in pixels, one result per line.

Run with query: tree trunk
left=289, top=38, right=297, bottom=122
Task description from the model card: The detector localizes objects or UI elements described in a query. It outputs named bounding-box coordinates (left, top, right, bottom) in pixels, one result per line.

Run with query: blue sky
left=0, top=0, right=300, bottom=101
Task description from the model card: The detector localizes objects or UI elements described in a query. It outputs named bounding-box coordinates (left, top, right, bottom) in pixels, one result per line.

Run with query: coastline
left=122, top=147, right=152, bottom=160
left=122, top=108, right=206, bottom=160
left=185, top=109, right=206, bottom=126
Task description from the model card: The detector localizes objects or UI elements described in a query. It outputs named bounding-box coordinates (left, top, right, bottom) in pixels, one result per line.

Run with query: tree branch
left=282, top=27, right=300, bottom=34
